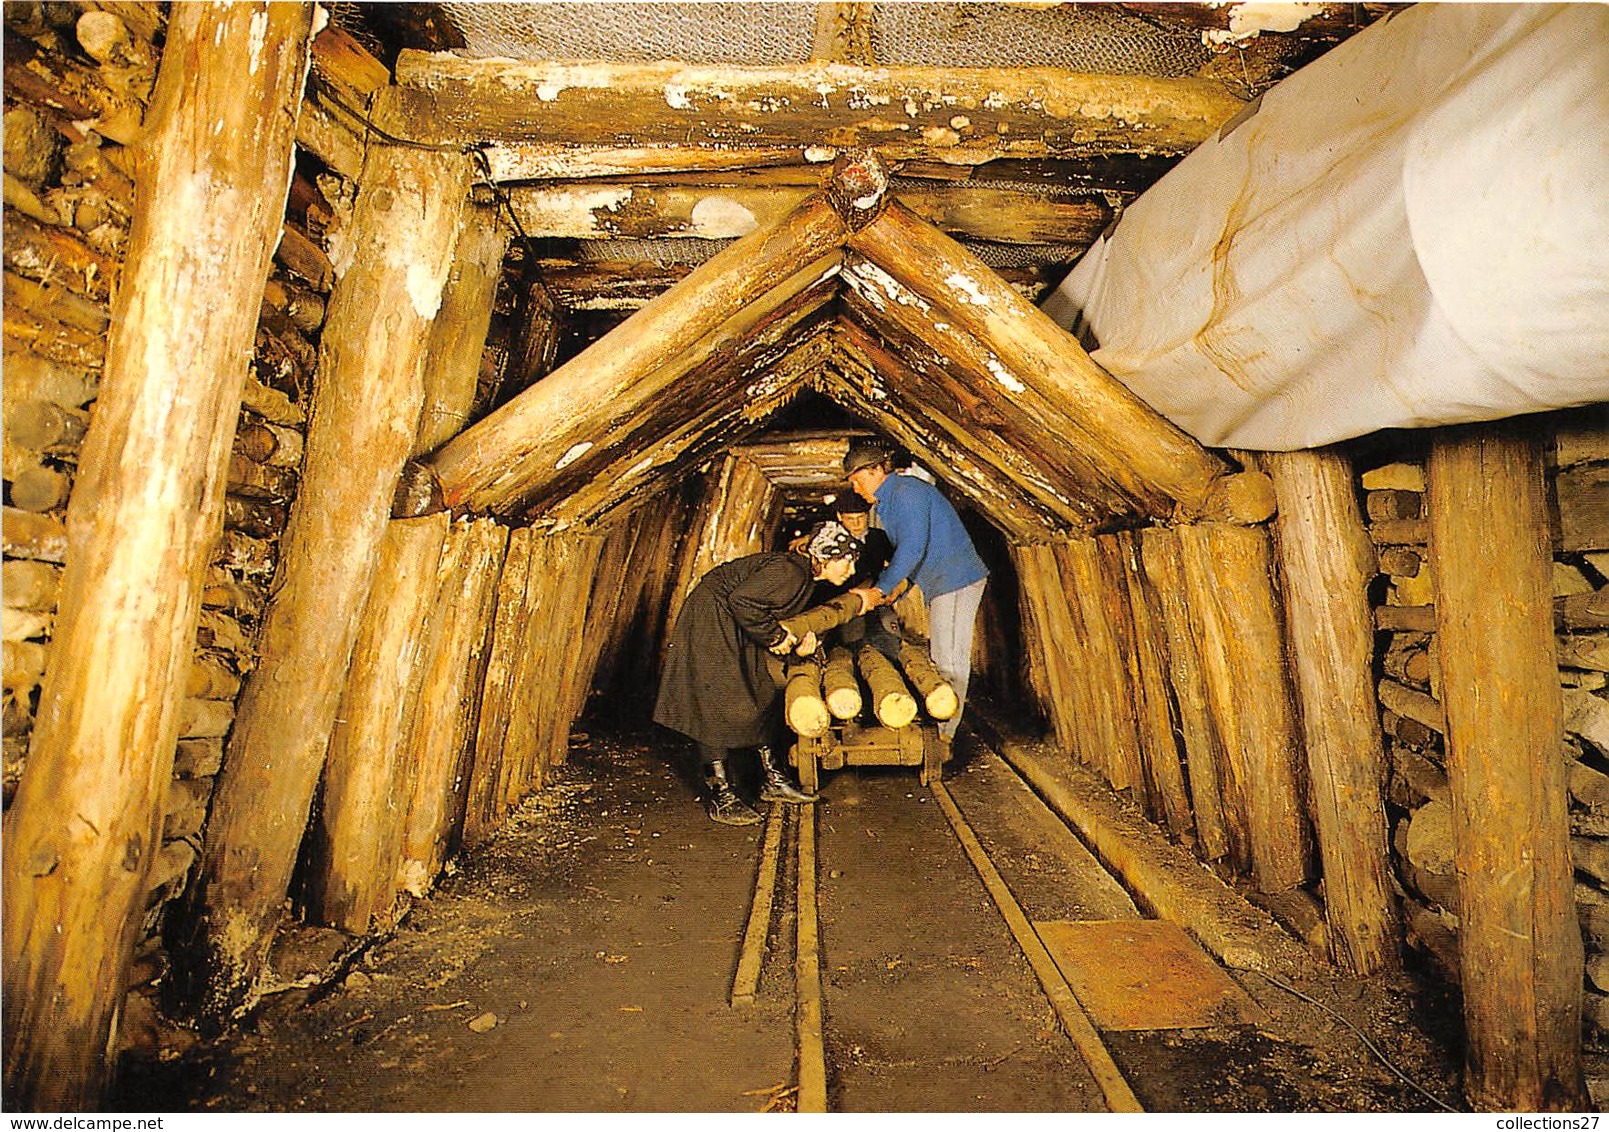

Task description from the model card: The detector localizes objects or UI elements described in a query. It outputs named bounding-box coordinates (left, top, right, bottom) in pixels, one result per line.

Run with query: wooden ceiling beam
left=502, top=180, right=1109, bottom=245
left=424, top=195, right=847, bottom=512
left=375, top=54, right=1245, bottom=160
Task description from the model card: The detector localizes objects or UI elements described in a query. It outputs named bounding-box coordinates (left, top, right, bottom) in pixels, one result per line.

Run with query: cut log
left=200, top=575, right=263, bottom=618
left=415, top=206, right=508, bottom=454
left=427, top=196, right=846, bottom=513
left=273, top=221, right=332, bottom=292
left=1, top=349, right=98, bottom=409
left=1379, top=678, right=1445, bottom=734
left=497, top=533, right=604, bottom=814
left=233, top=421, right=304, bottom=469
left=2, top=639, right=47, bottom=697
left=1176, top=522, right=1312, bottom=892
left=785, top=662, right=831, bottom=738
left=1375, top=604, right=1437, bottom=633
left=225, top=453, right=296, bottom=501
left=221, top=496, right=286, bottom=539
left=186, top=654, right=240, bottom=702
left=304, top=515, right=447, bottom=936
left=1010, top=542, right=1088, bottom=757
left=2, top=210, right=118, bottom=303
left=2, top=560, right=62, bottom=611
left=1, top=9, right=314, bottom=1107
left=462, top=526, right=530, bottom=847
left=393, top=519, right=507, bottom=896
left=172, top=738, right=223, bottom=781
left=239, top=376, right=305, bottom=428
left=858, top=644, right=917, bottom=729
left=898, top=641, right=957, bottom=721
left=502, top=180, right=1110, bottom=246
left=178, top=698, right=232, bottom=742
left=175, top=142, right=471, bottom=1029
left=8, top=464, right=73, bottom=513
left=1366, top=518, right=1429, bottom=545
left=1556, top=463, right=1609, bottom=553
left=261, top=275, right=326, bottom=334
left=1428, top=422, right=1587, bottom=1111
left=1263, top=448, right=1401, bottom=974
left=213, top=530, right=275, bottom=582
left=194, top=610, right=252, bottom=659
left=1559, top=633, right=1609, bottom=673
left=824, top=645, right=863, bottom=721
left=5, top=401, right=89, bottom=454
left=1, top=507, right=68, bottom=564
left=1366, top=489, right=1423, bottom=522
left=780, top=591, right=865, bottom=642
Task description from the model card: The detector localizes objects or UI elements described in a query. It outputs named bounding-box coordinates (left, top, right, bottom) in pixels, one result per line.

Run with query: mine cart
left=779, top=629, right=958, bottom=791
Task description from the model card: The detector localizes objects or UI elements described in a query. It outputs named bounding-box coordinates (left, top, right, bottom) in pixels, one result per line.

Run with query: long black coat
left=654, top=551, right=815, bottom=749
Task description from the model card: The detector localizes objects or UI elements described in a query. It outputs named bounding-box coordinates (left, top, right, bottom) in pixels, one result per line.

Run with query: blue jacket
left=872, top=474, right=988, bottom=601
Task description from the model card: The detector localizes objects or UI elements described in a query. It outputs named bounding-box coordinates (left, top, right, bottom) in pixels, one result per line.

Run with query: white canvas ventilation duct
left=1044, top=3, right=1609, bottom=451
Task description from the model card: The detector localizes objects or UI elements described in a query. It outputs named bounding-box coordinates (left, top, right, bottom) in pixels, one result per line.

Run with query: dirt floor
left=115, top=719, right=1479, bottom=1113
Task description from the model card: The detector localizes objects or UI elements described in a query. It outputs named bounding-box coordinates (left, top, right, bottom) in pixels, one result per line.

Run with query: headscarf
left=805, top=520, right=862, bottom=563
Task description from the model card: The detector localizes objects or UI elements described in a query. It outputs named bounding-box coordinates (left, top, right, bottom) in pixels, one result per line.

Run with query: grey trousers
left=927, top=576, right=987, bottom=739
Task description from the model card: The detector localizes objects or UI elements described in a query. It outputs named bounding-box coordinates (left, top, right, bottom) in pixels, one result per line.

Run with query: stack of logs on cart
left=1363, top=425, right=1609, bottom=1043
left=777, top=591, right=957, bottom=787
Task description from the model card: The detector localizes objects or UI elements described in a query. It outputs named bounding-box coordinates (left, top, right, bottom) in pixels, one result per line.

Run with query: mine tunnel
left=3, top=0, right=1608, bottom=1115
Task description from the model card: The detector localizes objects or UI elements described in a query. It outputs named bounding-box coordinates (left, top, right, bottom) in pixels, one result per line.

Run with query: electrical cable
left=1247, top=969, right=1463, bottom=1113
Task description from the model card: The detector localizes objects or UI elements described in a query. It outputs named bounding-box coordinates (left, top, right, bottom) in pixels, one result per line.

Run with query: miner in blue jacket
left=843, top=442, right=988, bottom=753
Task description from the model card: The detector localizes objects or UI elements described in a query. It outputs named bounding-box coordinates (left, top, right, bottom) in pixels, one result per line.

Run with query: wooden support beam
left=1176, top=522, right=1313, bottom=892
left=425, top=196, right=847, bottom=514
left=0, top=6, right=314, bottom=1108
left=502, top=181, right=1109, bottom=246
left=1139, top=528, right=1234, bottom=865
left=1427, top=422, right=1587, bottom=1111
left=1055, top=537, right=1145, bottom=794
left=499, top=532, right=603, bottom=808
left=305, top=515, right=449, bottom=936
left=394, top=518, right=508, bottom=897
left=376, top=54, right=1244, bottom=161
left=174, top=143, right=472, bottom=1028
left=462, top=527, right=531, bottom=847
left=1262, top=448, right=1401, bottom=974
left=848, top=203, right=1231, bottom=521
left=1111, top=530, right=1195, bottom=847
left=415, top=206, right=508, bottom=454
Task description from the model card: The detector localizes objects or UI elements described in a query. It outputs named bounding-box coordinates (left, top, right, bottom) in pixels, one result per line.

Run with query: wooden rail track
left=729, top=755, right=1144, bottom=1112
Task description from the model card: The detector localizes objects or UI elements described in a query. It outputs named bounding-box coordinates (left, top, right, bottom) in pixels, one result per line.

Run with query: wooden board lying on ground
left=1036, top=919, right=1268, bottom=1032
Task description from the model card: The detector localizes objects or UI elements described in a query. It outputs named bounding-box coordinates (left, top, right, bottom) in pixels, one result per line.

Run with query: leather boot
left=758, top=745, right=818, bottom=804
left=705, top=760, right=761, bottom=826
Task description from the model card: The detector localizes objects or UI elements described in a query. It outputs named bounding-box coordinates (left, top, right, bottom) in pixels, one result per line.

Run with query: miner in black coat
left=654, top=522, right=863, bottom=825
